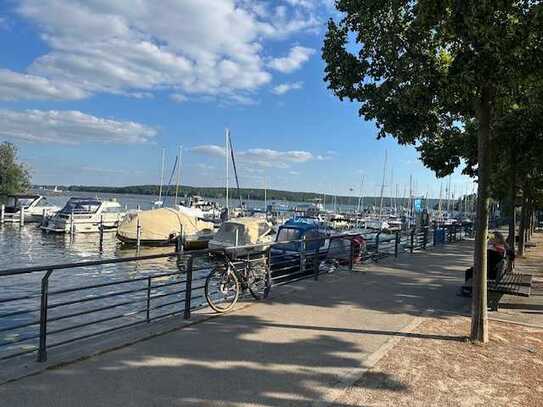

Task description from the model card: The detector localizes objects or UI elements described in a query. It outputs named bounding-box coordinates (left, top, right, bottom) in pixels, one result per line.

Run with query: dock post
left=410, top=229, right=415, bottom=254
left=136, top=218, right=141, bottom=249
left=70, top=211, right=75, bottom=236
left=19, top=207, right=25, bottom=226
left=394, top=232, right=399, bottom=258
left=0, top=204, right=4, bottom=224
left=184, top=256, right=193, bottom=320
left=99, top=215, right=104, bottom=252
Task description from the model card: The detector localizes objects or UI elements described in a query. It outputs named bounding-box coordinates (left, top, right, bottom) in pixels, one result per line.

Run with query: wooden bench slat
left=489, top=284, right=531, bottom=297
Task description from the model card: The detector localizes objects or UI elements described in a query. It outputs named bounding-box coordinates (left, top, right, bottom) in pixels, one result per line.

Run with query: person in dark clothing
left=461, top=232, right=511, bottom=296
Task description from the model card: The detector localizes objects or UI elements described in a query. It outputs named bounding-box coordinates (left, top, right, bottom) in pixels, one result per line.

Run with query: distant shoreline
left=32, top=184, right=451, bottom=207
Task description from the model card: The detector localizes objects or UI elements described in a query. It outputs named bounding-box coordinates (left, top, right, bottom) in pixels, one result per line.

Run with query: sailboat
left=207, top=130, right=274, bottom=256
left=116, top=147, right=215, bottom=249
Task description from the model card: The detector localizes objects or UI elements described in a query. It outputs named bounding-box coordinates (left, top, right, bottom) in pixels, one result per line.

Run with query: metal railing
left=0, top=224, right=471, bottom=363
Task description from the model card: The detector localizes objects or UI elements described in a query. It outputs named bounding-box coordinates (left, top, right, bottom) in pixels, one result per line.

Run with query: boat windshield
left=275, top=227, right=302, bottom=251
left=61, top=199, right=101, bottom=214
left=214, top=223, right=248, bottom=245
left=276, top=227, right=301, bottom=242
left=6, top=197, right=36, bottom=208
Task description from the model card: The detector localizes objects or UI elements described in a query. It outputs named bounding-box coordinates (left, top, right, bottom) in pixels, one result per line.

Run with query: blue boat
left=273, top=217, right=329, bottom=254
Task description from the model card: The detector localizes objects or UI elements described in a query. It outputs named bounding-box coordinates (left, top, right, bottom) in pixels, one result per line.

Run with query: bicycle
left=205, top=252, right=271, bottom=313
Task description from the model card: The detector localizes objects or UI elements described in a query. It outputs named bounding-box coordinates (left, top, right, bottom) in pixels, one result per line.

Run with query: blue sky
left=0, top=0, right=472, bottom=198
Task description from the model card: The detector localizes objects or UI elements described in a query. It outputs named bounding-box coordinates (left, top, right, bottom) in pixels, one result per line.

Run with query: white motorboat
left=208, top=217, right=274, bottom=257
left=2, top=194, right=59, bottom=223
left=41, top=197, right=126, bottom=233
left=178, top=195, right=221, bottom=221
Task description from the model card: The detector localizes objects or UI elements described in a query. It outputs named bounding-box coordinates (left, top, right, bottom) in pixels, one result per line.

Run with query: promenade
left=0, top=241, right=474, bottom=406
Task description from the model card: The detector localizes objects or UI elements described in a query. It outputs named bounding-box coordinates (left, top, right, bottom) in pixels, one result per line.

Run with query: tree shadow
left=0, top=313, right=409, bottom=406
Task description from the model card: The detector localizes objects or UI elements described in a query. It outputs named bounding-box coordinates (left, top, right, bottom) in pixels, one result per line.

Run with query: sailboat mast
left=158, top=148, right=165, bottom=204
left=174, top=146, right=182, bottom=204
left=264, top=178, right=267, bottom=211
left=378, top=150, right=387, bottom=217
left=225, top=129, right=229, bottom=213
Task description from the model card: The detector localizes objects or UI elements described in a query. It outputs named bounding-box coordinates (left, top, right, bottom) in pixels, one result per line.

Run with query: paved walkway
left=0, top=241, right=474, bottom=407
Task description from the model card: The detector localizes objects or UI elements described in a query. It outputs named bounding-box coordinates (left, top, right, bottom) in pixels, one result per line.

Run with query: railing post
left=410, top=229, right=415, bottom=254
left=299, top=239, right=306, bottom=275
left=146, top=276, right=152, bottom=322
left=375, top=233, right=380, bottom=259
left=394, top=231, right=399, bottom=258
left=348, top=238, right=354, bottom=270
left=433, top=227, right=437, bottom=247
left=184, top=256, right=193, bottom=320
left=313, top=248, right=320, bottom=280
left=267, top=248, right=273, bottom=287
left=423, top=227, right=428, bottom=250
left=38, top=269, right=53, bottom=362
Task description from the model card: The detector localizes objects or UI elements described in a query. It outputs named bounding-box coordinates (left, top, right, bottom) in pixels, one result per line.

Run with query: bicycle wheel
left=205, top=267, right=240, bottom=313
left=248, top=262, right=271, bottom=300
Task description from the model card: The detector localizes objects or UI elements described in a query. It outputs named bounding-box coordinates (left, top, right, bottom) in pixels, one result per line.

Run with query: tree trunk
left=471, top=87, right=491, bottom=344
left=507, top=149, right=517, bottom=247
left=518, top=196, right=527, bottom=256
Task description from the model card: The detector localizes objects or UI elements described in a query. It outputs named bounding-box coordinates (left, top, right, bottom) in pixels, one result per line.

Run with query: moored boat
left=116, top=207, right=215, bottom=249
left=2, top=194, right=59, bottom=223
left=41, top=197, right=125, bottom=233
left=208, top=217, right=274, bottom=257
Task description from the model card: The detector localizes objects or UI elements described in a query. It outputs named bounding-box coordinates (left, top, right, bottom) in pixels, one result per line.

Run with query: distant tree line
left=34, top=183, right=451, bottom=208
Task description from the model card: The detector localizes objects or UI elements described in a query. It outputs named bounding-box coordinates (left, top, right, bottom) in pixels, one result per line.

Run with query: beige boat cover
left=117, top=208, right=214, bottom=242
left=212, top=217, right=272, bottom=246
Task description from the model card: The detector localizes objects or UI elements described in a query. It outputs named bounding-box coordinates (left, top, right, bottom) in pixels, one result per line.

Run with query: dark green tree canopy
left=0, top=142, right=31, bottom=197
left=323, top=0, right=543, bottom=177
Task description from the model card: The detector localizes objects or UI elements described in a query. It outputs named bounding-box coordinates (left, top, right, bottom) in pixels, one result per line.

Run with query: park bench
left=487, top=262, right=532, bottom=311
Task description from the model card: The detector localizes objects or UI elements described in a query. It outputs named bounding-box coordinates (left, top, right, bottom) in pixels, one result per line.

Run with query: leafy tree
left=0, top=142, right=31, bottom=199
left=323, top=1, right=543, bottom=342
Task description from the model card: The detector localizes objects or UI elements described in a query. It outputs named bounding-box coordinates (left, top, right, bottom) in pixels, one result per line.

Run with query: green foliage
left=34, top=183, right=446, bottom=208
left=0, top=142, right=31, bottom=199
left=322, top=0, right=543, bottom=177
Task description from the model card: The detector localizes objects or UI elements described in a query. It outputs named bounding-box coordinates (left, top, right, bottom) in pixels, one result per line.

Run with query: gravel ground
left=337, top=317, right=543, bottom=407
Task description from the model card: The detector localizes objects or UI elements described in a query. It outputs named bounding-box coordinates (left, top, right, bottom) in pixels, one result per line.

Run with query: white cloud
left=268, top=46, right=315, bottom=73
left=190, top=145, right=226, bottom=158
left=0, top=110, right=157, bottom=144
left=190, top=144, right=314, bottom=168
left=6, top=1, right=321, bottom=103
left=272, top=81, right=303, bottom=95
left=0, top=69, right=87, bottom=101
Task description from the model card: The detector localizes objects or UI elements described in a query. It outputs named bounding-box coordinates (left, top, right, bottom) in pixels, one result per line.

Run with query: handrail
left=0, top=232, right=359, bottom=276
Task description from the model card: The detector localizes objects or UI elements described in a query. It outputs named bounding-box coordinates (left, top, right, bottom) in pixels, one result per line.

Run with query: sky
left=0, top=0, right=473, bottom=198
